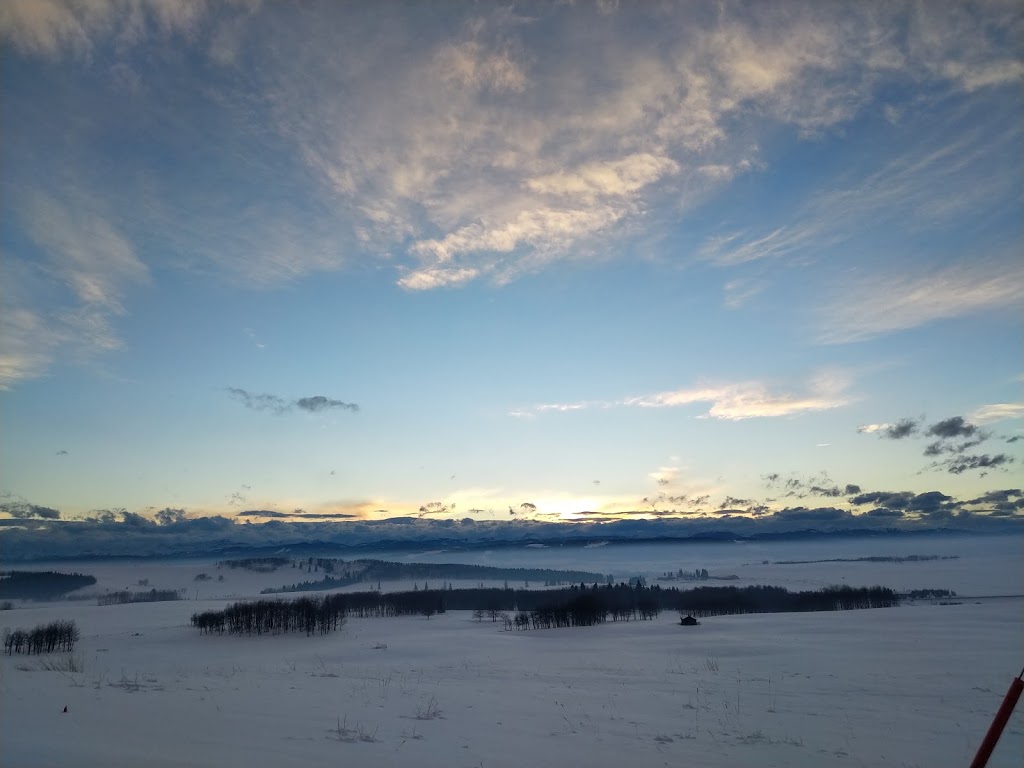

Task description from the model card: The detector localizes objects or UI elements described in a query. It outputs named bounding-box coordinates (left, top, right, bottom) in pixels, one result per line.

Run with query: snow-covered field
left=2, top=536, right=1022, bottom=767
left=10, top=533, right=1023, bottom=602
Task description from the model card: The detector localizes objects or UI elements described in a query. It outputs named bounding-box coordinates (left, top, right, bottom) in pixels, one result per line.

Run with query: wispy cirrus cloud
left=2, top=0, right=1021, bottom=392
left=258, top=2, right=1022, bottom=292
left=818, top=260, right=1024, bottom=344
left=0, top=300, right=60, bottom=390
left=23, top=193, right=149, bottom=322
left=0, top=0, right=210, bottom=58
left=699, top=225, right=826, bottom=267
left=0, top=192, right=149, bottom=388
left=6, top=3, right=1020, bottom=298
left=695, top=25, right=1021, bottom=262
left=722, top=278, right=767, bottom=309
left=698, top=113, right=1021, bottom=341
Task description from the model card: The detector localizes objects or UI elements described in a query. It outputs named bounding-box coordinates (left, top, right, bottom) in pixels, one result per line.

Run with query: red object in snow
left=969, top=668, right=1023, bottom=768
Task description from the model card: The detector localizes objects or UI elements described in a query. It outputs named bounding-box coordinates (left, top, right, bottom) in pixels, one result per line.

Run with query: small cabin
left=679, top=615, right=700, bottom=626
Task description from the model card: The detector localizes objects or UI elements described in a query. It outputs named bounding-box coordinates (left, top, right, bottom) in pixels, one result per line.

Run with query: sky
left=0, top=0, right=1022, bottom=541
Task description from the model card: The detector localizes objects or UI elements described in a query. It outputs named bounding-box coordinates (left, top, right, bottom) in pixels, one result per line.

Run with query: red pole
left=969, top=668, right=1024, bottom=768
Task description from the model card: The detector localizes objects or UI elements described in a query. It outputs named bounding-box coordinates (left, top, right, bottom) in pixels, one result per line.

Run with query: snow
left=12, top=532, right=1023, bottom=604
left=2, top=537, right=1022, bottom=767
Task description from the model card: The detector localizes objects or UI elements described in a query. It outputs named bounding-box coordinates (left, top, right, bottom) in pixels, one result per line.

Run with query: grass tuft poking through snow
left=413, top=695, right=443, bottom=720
left=331, top=715, right=380, bottom=743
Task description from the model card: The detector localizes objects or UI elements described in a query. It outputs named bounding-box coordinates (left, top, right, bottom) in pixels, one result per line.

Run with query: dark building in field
left=679, top=615, right=700, bottom=626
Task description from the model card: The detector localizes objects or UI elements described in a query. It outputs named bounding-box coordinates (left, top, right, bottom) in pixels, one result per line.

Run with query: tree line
left=671, top=584, right=898, bottom=616
left=417, top=582, right=898, bottom=618
left=773, top=555, right=957, bottom=565
left=903, top=588, right=956, bottom=599
left=191, top=583, right=900, bottom=638
left=218, top=557, right=292, bottom=572
left=502, top=589, right=660, bottom=630
left=3, top=619, right=80, bottom=655
left=457, top=583, right=898, bottom=628
left=258, top=557, right=608, bottom=594
left=0, top=571, right=97, bottom=601
left=97, top=588, right=182, bottom=606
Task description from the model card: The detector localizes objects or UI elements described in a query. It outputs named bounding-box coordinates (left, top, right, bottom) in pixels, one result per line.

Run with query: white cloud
left=397, top=267, right=480, bottom=292
left=537, top=402, right=603, bottom=413
left=515, top=372, right=851, bottom=421
left=410, top=203, right=623, bottom=267
left=856, top=423, right=891, bottom=434
left=907, top=1, right=1024, bottom=92
left=0, top=3, right=1017, bottom=401
left=636, top=379, right=850, bottom=421
left=970, top=403, right=1024, bottom=425
left=697, top=164, right=739, bottom=181
left=649, top=466, right=679, bottom=487
left=435, top=40, right=527, bottom=93
left=525, top=154, right=678, bottom=200
left=254, top=3, right=1022, bottom=291
left=4, top=0, right=1021, bottom=327
left=625, top=387, right=729, bottom=409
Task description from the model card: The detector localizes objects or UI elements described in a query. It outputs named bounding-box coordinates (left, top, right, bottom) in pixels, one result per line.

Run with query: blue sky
left=0, top=0, right=1021, bottom=530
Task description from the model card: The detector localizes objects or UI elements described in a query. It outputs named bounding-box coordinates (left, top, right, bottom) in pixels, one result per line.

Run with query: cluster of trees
left=190, top=582, right=902, bottom=640
left=343, top=589, right=447, bottom=618
left=97, top=589, right=182, bottom=606
left=495, top=583, right=898, bottom=628
left=218, top=557, right=292, bottom=572
left=455, top=583, right=898, bottom=627
left=262, top=575, right=357, bottom=594
left=351, top=559, right=607, bottom=584
left=3, top=619, right=79, bottom=654
left=903, top=588, right=956, bottom=599
left=452, top=584, right=659, bottom=620
left=260, top=558, right=608, bottom=594
left=192, top=595, right=348, bottom=636
left=0, top=571, right=97, bottom=601
left=773, top=555, right=958, bottom=565
left=658, top=568, right=714, bottom=582
left=674, top=584, right=899, bottom=616
left=504, top=591, right=661, bottom=631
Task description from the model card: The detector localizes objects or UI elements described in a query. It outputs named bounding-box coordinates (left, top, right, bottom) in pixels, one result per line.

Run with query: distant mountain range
left=2, top=512, right=1019, bottom=562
